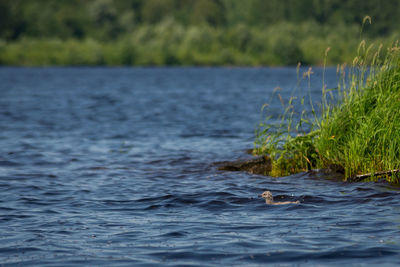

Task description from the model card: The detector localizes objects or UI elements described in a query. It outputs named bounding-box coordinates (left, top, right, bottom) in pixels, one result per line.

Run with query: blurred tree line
left=0, top=0, right=399, bottom=66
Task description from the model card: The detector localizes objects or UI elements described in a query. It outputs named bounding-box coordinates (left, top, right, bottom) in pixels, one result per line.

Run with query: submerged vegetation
left=255, top=36, right=400, bottom=183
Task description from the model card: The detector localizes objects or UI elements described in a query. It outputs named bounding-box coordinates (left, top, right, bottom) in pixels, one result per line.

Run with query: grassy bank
left=255, top=40, right=400, bottom=182
left=0, top=22, right=398, bottom=66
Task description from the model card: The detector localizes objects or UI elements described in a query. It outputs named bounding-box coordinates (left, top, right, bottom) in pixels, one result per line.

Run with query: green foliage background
left=0, top=0, right=399, bottom=66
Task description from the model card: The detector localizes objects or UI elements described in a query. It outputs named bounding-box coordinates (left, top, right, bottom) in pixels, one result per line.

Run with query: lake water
left=1, top=67, right=400, bottom=266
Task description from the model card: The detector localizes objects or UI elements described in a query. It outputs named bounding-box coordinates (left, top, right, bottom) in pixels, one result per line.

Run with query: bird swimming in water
left=260, top=191, right=300, bottom=205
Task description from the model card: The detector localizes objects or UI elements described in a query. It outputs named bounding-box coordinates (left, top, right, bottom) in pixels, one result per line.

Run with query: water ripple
left=1, top=67, right=400, bottom=266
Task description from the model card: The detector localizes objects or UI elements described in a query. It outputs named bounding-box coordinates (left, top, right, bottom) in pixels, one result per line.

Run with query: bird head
left=260, top=191, right=273, bottom=201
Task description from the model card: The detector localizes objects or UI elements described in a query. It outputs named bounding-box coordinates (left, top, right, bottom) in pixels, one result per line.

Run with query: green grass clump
left=255, top=41, right=400, bottom=182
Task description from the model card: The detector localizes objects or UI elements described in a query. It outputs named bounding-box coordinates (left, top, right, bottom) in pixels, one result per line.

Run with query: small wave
left=144, top=204, right=162, bottom=210
left=314, top=246, right=398, bottom=260
left=367, top=192, right=398, bottom=198
left=136, top=194, right=174, bottom=203
left=297, top=195, right=346, bottom=204
left=0, top=160, right=20, bottom=167
left=199, top=200, right=235, bottom=210
left=0, top=246, right=42, bottom=254
left=227, top=196, right=259, bottom=205
left=160, top=231, right=188, bottom=238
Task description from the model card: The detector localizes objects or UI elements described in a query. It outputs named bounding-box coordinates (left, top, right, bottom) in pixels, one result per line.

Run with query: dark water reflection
left=0, top=67, right=400, bottom=266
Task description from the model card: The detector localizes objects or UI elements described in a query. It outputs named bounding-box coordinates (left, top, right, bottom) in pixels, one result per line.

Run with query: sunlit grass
left=255, top=38, right=400, bottom=183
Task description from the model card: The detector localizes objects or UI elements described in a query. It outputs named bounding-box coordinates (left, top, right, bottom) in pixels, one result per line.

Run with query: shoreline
left=217, top=153, right=398, bottom=183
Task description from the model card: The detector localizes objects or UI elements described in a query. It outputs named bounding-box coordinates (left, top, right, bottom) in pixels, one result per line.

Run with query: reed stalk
left=255, top=22, right=400, bottom=182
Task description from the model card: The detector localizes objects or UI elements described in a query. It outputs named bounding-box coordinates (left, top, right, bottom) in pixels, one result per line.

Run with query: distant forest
left=1, top=0, right=399, bottom=66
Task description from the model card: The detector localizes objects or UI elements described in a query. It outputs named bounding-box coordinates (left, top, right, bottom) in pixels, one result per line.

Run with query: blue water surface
left=0, top=67, right=400, bottom=266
